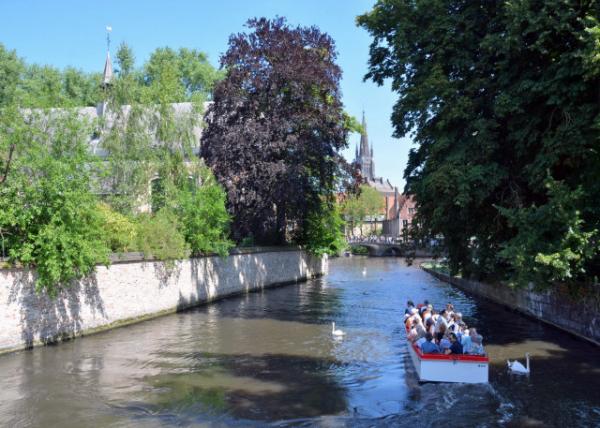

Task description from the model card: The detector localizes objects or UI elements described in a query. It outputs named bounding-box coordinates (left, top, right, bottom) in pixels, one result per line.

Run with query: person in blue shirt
left=445, top=333, right=463, bottom=355
left=420, top=332, right=440, bottom=354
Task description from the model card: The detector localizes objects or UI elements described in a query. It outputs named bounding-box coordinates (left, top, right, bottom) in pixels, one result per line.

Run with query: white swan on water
left=508, top=353, right=530, bottom=374
left=332, top=322, right=346, bottom=337
left=362, top=267, right=367, bottom=276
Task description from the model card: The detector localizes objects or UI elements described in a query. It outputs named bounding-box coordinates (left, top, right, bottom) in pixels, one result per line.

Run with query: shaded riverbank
left=0, top=257, right=599, bottom=426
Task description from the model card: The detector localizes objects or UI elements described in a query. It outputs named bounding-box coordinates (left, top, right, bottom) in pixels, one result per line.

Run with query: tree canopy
left=201, top=17, right=349, bottom=245
left=358, top=0, right=600, bottom=286
left=342, top=184, right=385, bottom=236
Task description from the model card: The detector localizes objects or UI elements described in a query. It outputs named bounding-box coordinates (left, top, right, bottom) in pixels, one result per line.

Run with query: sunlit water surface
left=1, top=257, right=599, bottom=427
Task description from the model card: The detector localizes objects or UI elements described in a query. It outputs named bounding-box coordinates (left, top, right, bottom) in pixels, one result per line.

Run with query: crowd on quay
left=404, top=300, right=486, bottom=356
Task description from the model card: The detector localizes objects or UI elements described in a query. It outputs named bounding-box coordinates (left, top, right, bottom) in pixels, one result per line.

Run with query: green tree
left=0, top=44, right=24, bottom=106
left=342, top=185, right=384, bottom=236
left=202, top=17, right=349, bottom=245
left=300, top=200, right=346, bottom=256
left=358, top=1, right=600, bottom=285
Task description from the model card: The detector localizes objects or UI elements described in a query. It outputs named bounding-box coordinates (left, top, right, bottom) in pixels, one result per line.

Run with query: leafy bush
left=351, top=246, right=369, bottom=255
left=176, top=168, right=233, bottom=256
left=0, top=110, right=109, bottom=295
left=135, top=209, right=188, bottom=261
left=97, top=203, right=137, bottom=252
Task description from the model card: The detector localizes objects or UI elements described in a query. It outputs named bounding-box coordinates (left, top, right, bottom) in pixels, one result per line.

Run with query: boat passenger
left=435, top=309, right=448, bottom=333
left=445, top=333, right=463, bottom=355
left=446, top=303, right=455, bottom=317
left=414, top=317, right=427, bottom=339
left=469, top=334, right=485, bottom=356
left=439, top=332, right=452, bottom=352
left=405, top=300, right=415, bottom=315
left=462, top=328, right=478, bottom=353
left=456, top=321, right=467, bottom=342
left=425, top=318, right=435, bottom=336
left=435, top=322, right=447, bottom=343
left=420, top=332, right=440, bottom=354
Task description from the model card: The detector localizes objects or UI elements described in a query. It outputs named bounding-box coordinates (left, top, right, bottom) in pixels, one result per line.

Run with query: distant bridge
left=347, top=240, right=440, bottom=257
left=347, top=241, right=405, bottom=257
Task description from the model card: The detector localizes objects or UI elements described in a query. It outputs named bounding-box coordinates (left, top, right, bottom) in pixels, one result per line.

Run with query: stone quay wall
left=0, top=247, right=326, bottom=354
left=422, top=267, right=600, bottom=346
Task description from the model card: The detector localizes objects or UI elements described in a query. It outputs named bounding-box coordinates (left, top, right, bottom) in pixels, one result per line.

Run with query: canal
left=1, top=257, right=599, bottom=427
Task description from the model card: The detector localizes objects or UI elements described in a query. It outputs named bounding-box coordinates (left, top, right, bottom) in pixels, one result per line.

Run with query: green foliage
left=176, top=168, right=233, bottom=256
left=136, top=210, right=188, bottom=261
left=300, top=201, right=346, bottom=257
left=0, top=44, right=24, bottom=106
left=115, top=42, right=135, bottom=76
left=359, top=0, right=600, bottom=286
left=342, top=184, right=384, bottom=233
left=97, top=203, right=137, bottom=253
left=0, top=110, right=109, bottom=294
left=0, top=42, right=230, bottom=294
left=350, top=245, right=369, bottom=255
left=499, top=178, right=597, bottom=287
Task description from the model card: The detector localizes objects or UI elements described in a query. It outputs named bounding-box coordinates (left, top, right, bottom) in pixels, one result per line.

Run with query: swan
left=332, top=322, right=346, bottom=337
left=507, top=353, right=530, bottom=374
left=362, top=268, right=367, bottom=276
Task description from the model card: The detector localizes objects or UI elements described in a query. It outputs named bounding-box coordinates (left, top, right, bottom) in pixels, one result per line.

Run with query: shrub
left=97, top=203, right=137, bottom=252
left=176, top=168, right=233, bottom=256
left=0, top=110, right=110, bottom=295
left=135, top=209, right=188, bottom=261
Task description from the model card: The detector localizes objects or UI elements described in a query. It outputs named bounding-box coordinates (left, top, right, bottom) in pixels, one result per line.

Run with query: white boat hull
left=407, top=340, right=489, bottom=384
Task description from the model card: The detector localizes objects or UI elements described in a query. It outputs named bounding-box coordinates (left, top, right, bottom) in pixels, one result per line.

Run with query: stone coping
left=0, top=246, right=305, bottom=269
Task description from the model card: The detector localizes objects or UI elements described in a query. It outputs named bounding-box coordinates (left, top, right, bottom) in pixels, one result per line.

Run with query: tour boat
left=406, top=328, right=489, bottom=383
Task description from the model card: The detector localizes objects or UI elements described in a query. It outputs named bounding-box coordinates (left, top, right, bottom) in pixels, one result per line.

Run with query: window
left=403, top=219, right=409, bottom=228
left=408, top=207, right=415, bottom=215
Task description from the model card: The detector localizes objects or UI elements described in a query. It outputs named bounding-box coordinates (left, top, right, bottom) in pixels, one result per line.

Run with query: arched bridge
left=348, top=241, right=405, bottom=257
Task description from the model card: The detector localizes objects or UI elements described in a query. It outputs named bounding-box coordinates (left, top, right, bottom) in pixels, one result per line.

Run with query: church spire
left=360, top=110, right=369, bottom=157
left=102, top=26, right=113, bottom=87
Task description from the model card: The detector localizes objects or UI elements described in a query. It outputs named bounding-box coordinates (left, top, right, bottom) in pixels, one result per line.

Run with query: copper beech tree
left=201, top=18, right=348, bottom=245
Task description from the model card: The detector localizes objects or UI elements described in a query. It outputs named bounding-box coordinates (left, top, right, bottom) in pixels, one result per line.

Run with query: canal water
left=1, top=257, right=599, bottom=427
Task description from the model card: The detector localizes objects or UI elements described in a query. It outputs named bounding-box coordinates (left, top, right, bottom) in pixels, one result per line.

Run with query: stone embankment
left=422, top=266, right=600, bottom=346
left=0, top=247, right=325, bottom=354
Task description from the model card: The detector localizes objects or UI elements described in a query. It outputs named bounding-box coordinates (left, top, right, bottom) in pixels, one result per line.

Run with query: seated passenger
left=445, top=333, right=463, bottom=355
left=435, top=322, right=447, bottom=343
left=405, top=300, right=415, bottom=315
left=461, top=328, right=477, bottom=354
left=439, top=333, right=451, bottom=352
left=425, top=318, right=435, bottom=336
left=469, top=334, right=485, bottom=355
left=420, top=332, right=440, bottom=354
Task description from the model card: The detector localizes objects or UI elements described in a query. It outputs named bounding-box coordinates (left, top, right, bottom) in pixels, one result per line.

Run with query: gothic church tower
left=355, top=112, right=375, bottom=181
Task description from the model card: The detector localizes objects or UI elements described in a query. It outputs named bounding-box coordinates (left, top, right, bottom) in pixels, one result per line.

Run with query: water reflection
left=0, top=257, right=598, bottom=427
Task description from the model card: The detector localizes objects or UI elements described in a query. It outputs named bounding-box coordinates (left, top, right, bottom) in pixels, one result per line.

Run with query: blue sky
left=0, top=0, right=412, bottom=189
